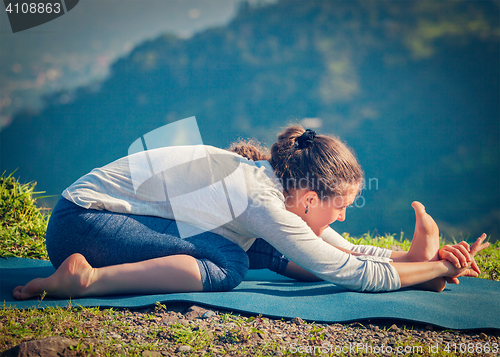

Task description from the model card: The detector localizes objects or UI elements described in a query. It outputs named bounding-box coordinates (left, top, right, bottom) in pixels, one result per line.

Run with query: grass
left=0, top=173, right=499, bottom=356
left=0, top=171, right=50, bottom=260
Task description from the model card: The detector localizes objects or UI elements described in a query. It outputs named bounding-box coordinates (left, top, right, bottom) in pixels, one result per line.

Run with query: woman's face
left=307, top=193, right=356, bottom=236
left=286, top=189, right=357, bottom=236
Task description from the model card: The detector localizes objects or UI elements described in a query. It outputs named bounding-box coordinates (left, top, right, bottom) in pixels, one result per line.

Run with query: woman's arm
left=247, top=204, right=401, bottom=292
left=280, top=253, right=452, bottom=287
left=281, top=261, right=323, bottom=282
left=320, top=227, right=394, bottom=258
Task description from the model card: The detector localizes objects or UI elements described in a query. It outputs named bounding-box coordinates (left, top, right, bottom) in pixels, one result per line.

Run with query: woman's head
left=269, top=125, right=364, bottom=200
left=228, top=125, right=364, bottom=233
left=269, top=125, right=364, bottom=235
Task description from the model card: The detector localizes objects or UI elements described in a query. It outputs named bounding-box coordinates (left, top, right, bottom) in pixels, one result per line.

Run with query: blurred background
left=1, top=0, right=499, bottom=242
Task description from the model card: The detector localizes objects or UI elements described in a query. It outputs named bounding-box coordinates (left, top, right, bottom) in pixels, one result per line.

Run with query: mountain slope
left=1, top=0, right=499, bottom=240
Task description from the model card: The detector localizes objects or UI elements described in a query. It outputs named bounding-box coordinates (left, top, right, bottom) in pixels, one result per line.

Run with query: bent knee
left=198, top=255, right=249, bottom=292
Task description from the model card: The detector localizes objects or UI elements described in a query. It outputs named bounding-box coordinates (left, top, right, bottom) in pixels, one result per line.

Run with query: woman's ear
left=301, top=190, right=319, bottom=208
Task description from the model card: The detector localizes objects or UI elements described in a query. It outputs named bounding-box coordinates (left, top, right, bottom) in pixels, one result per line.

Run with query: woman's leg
left=13, top=198, right=249, bottom=300
left=13, top=253, right=204, bottom=300
left=248, top=201, right=443, bottom=284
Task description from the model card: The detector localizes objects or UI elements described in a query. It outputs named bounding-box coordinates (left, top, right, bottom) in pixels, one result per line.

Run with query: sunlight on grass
left=0, top=171, right=50, bottom=260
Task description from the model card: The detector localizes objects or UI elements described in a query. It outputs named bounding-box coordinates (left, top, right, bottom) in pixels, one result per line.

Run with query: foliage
left=1, top=0, right=498, bottom=242
left=0, top=306, right=282, bottom=356
left=474, top=239, right=500, bottom=281
left=344, top=232, right=413, bottom=251
left=0, top=172, right=50, bottom=260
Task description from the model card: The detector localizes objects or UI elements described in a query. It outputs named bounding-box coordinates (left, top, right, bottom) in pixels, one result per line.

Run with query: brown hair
left=229, top=125, right=364, bottom=198
left=228, top=139, right=271, bottom=162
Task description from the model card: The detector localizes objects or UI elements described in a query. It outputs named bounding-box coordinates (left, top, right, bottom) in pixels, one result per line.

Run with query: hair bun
left=295, top=129, right=316, bottom=149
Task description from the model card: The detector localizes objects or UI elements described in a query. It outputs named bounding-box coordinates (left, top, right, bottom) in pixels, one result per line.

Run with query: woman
left=13, top=125, right=488, bottom=300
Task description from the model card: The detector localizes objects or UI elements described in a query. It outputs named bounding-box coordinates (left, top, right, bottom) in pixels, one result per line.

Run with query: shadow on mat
left=232, top=285, right=350, bottom=296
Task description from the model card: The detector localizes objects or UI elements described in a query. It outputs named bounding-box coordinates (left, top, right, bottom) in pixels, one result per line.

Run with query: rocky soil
left=2, top=303, right=499, bottom=356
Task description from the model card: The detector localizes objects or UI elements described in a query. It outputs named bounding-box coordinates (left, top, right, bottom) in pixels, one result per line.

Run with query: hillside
left=1, top=0, right=499, bottom=240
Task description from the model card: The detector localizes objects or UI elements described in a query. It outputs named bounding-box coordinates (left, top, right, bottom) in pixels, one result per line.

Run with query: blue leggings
left=46, top=197, right=289, bottom=292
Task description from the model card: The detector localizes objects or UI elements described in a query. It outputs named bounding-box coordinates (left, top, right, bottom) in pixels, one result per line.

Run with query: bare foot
left=13, top=253, right=95, bottom=300
left=404, top=201, right=440, bottom=262
left=396, top=201, right=448, bottom=291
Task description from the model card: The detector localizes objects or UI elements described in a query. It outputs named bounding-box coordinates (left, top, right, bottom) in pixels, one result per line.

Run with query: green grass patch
left=474, top=239, right=500, bottom=281
left=0, top=172, right=50, bottom=260
left=343, top=231, right=413, bottom=251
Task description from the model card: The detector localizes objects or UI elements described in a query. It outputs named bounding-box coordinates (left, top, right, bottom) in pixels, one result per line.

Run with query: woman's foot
left=401, top=201, right=477, bottom=291
left=397, top=201, right=447, bottom=291
left=13, top=253, right=95, bottom=300
left=404, top=201, right=440, bottom=262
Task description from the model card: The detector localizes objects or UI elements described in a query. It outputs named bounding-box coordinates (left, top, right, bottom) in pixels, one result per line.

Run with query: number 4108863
left=5, top=2, right=62, bottom=14
left=444, top=343, right=499, bottom=354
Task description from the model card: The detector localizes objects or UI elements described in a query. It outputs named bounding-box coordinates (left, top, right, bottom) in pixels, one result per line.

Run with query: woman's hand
left=443, top=234, right=489, bottom=283
left=439, top=241, right=473, bottom=284
left=439, top=242, right=472, bottom=270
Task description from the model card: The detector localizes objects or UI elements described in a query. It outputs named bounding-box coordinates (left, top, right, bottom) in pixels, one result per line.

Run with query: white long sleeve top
left=62, top=145, right=401, bottom=292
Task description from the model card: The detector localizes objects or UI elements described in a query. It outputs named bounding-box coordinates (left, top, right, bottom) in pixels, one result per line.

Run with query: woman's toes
left=411, top=201, right=426, bottom=216
left=12, top=278, right=47, bottom=300
left=12, top=286, right=26, bottom=300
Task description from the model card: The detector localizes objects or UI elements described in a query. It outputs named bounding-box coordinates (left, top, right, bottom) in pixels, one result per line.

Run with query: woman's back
left=63, top=144, right=283, bottom=250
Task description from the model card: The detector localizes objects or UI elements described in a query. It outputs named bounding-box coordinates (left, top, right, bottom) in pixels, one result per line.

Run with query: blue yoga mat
left=1, top=257, right=499, bottom=330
